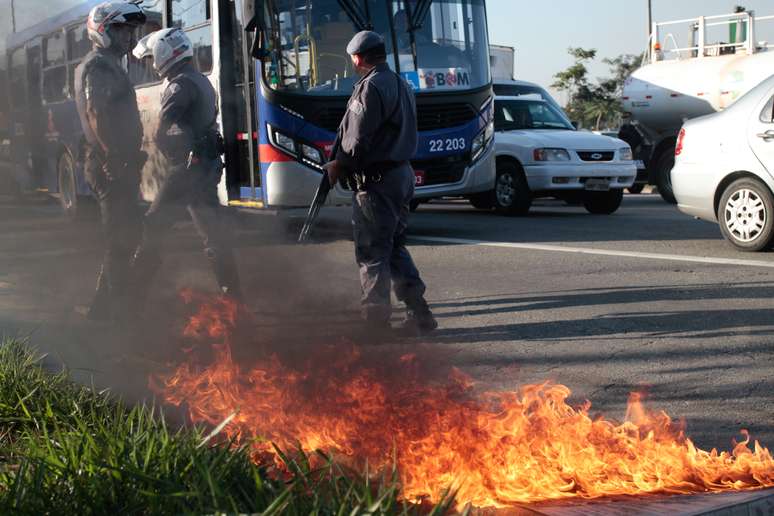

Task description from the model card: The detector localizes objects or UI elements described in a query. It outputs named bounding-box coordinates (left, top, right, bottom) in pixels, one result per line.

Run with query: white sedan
left=672, top=74, right=774, bottom=252
left=470, top=95, right=636, bottom=215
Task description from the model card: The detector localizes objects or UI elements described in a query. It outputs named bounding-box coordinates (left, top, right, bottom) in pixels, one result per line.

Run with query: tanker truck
left=619, top=10, right=774, bottom=202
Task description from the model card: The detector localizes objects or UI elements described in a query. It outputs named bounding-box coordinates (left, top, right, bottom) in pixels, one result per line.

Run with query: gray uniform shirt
left=335, top=62, right=417, bottom=172
left=157, top=62, right=218, bottom=164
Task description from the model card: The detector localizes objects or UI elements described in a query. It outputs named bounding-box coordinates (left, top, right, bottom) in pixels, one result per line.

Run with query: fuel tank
left=622, top=51, right=774, bottom=137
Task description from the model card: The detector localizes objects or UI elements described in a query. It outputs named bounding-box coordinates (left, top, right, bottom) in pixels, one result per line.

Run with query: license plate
left=585, top=178, right=611, bottom=191
left=414, top=170, right=426, bottom=186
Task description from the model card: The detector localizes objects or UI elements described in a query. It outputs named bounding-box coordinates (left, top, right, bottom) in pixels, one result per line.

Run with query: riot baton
left=298, top=138, right=340, bottom=243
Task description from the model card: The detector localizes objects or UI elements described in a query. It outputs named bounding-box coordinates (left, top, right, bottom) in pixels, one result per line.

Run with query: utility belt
left=186, top=131, right=225, bottom=169
left=345, top=160, right=408, bottom=191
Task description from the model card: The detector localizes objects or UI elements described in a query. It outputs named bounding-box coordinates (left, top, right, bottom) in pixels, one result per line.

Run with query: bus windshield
left=262, top=0, right=490, bottom=96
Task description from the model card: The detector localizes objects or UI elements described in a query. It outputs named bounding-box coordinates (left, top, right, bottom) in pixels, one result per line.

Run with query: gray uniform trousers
left=353, top=163, right=426, bottom=322
left=132, top=159, right=240, bottom=300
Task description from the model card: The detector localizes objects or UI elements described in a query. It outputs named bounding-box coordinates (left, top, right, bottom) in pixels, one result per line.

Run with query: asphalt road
left=0, top=192, right=772, bottom=453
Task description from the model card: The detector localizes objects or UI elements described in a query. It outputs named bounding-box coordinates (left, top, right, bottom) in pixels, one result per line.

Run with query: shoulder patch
left=349, top=98, right=364, bottom=115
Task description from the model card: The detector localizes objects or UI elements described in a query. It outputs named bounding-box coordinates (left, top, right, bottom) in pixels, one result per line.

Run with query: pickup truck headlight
left=472, top=120, right=495, bottom=162
left=619, top=147, right=633, bottom=161
left=533, top=148, right=571, bottom=162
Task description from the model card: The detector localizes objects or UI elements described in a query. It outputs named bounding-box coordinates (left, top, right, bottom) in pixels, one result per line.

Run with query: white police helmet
left=87, top=1, right=147, bottom=50
left=133, top=28, right=194, bottom=77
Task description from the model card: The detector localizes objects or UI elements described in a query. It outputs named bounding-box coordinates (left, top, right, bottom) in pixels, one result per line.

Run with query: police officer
left=131, top=28, right=242, bottom=305
left=324, top=31, right=437, bottom=334
left=75, top=1, right=147, bottom=321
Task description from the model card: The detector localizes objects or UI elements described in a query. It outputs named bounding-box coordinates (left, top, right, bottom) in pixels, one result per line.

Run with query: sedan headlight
left=533, top=148, right=571, bottom=161
left=619, top=147, right=633, bottom=161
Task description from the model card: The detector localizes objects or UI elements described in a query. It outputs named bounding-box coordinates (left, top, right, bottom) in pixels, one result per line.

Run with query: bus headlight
left=533, top=148, right=571, bottom=161
left=472, top=120, right=495, bottom=162
left=270, top=127, right=296, bottom=155
left=300, top=143, right=324, bottom=165
left=619, top=147, right=633, bottom=161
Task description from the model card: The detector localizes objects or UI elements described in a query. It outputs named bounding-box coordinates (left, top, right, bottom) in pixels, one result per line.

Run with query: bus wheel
left=57, top=153, right=78, bottom=220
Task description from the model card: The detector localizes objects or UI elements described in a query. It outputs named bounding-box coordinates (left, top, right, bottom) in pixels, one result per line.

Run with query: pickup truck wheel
left=468, top=192, right=494, bottom=210
left=718, top=178, right=774, bottom=252
left=494, top=161, right=531, bottom=216
left=655, top=151, right=676, bottom=204
left=584, top=189, right=624, bottom=214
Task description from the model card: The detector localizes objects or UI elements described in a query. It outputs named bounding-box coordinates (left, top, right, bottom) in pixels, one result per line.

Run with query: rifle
left=298, top=138, right=340, bottom=243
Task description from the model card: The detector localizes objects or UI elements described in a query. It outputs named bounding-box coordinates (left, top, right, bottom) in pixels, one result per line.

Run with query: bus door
left=217, top=0, right=261, bottom=207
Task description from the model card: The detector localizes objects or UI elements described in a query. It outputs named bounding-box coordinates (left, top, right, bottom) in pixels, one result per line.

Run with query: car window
left=495, top=99, right=573, bottom=131
left=760, top=95, right=774, bottom=124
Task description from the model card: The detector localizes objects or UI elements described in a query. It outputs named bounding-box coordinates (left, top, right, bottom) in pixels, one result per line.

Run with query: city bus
left=3, top=0, right=495, bottom=216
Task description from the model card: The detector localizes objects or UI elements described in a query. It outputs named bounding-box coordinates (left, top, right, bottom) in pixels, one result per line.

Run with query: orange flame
left=155, top=293, right=774, bottom=509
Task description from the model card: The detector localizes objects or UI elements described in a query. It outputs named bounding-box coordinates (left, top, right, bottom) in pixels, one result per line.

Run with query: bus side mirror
left=245, top=3, right=271, bottom=61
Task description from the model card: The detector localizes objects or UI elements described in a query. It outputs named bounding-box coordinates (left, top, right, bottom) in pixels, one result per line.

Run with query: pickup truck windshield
left=494, top=99, right=574, bottom=131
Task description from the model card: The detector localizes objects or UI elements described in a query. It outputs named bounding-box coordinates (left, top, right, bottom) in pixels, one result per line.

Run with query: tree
left=552, top=48, right=643, bottom=130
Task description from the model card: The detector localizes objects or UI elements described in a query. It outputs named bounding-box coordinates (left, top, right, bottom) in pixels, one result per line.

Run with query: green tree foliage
left=552, top=48, right=643, bottom=130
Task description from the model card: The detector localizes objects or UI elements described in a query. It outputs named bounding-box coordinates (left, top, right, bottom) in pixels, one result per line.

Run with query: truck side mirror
left=571, top=121, right=580, bottom=130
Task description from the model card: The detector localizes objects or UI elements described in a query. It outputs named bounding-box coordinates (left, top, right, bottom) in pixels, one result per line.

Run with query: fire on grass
left=154, top=291, right=774, bottom=509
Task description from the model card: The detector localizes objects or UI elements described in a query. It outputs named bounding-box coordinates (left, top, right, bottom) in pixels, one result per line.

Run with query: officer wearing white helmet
left=74, top=1, right=147, bottom=322
left=130, top=28, right=242, bottom=306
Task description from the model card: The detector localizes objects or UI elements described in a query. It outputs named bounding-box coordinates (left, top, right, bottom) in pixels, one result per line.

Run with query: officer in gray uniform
left=324, top=31, right=437, bottom=334
left=131, top=28, right=241, bottom=306
left=75, top=1, right=147, bottom=321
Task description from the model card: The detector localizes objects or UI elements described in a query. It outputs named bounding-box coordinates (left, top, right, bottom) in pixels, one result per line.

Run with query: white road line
left=411, top=236, right=774, bottom=269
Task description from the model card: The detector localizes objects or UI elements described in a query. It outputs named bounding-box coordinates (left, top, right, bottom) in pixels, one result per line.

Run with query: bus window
left=171, top=0, right=211, bottom=29
left=43, top=31, right=68, bottom=102
left=9, top=48, right=27, bottom=108
left=43, top=67, right=67, bottom=103
left=66, top=24, right=91, bottom=61
left=67, top=24, right=91, bottom=96
left=186, top=25, right=213, bottom=74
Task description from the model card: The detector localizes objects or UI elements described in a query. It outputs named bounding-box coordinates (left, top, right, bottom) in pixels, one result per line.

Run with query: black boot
left=400, top=299, right=438, bottom=336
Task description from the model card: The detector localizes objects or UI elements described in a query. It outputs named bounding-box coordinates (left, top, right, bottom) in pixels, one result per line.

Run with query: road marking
left=411, top=236, right=774, bottom=269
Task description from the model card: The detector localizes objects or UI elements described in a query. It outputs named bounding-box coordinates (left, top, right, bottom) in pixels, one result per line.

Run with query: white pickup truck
left=469, top=80, right=636, bottom=215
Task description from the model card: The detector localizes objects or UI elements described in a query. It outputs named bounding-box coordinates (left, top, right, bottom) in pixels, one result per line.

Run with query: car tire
left=627, top=183, right=645, bottom=194
left=583, top=189, right=624, bottom=215
left=493, top=161, right=532, bottom=216
left=57, top=152, right=79, bottom=220
left=468, top=192, right=493, bottom=210
left=655, top=150, right=676, bottom=204
left=718, top=177, right=774, bottom=252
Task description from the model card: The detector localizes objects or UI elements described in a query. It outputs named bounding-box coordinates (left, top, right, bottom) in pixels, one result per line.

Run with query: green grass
left=0, top=339, right=460, bottom=515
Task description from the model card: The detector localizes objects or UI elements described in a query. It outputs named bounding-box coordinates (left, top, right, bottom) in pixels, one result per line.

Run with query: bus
left=4, top=0, right=495, bottom=216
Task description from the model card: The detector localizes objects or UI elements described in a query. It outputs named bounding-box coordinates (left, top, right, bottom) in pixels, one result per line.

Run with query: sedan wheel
left=493, top=162, right=531, bottom=216
left=718, top=178, right=774, bottom=252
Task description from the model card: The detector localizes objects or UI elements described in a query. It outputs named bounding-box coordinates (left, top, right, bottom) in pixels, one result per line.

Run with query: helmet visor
left=132, top=33, right=153, bottom=60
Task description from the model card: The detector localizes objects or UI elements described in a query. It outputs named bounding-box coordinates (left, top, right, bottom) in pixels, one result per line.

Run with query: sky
left=2, top=0, right=773, bottom=91
left=487, top=0, right=774, bottom=101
